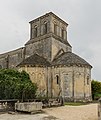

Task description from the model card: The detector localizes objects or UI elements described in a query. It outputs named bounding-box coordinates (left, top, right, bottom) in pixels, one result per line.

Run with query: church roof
left=25, top=34, right=72, bottom=47
left=17, top=52, right=92, bottom=68
left=52, top=52, right=92, bottom=68
left=17, top=54, right=51, bottom=67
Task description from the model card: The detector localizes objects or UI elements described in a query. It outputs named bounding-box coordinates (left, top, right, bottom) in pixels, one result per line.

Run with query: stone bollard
left=98, top=98, right=101, bottom=120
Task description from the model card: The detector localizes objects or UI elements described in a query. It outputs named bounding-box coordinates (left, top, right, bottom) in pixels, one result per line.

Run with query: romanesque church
left=0, top=12, right=92, bottom=101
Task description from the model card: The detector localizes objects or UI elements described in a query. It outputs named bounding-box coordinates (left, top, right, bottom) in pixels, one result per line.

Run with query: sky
left=0, top=0, right=101, bottom=80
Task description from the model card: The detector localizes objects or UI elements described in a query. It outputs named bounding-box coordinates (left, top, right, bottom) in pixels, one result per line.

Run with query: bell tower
left=25, top=12, right=72, bottom=61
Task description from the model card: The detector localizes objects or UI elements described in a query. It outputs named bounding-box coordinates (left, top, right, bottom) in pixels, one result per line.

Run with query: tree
left=0, top=69, right=37, bottom=101
left=91, top=80, right=101, bottom=100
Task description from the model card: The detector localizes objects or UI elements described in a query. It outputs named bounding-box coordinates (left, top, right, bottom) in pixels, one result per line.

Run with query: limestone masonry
left=0, top=12, right=92, bottom=101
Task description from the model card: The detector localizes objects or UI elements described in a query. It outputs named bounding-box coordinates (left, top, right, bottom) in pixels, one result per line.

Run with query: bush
left=91, top=80, right=101, bottom=100
left=94, top=93, right=101, bottom=100
left=0, top=69, right=37, bottom=101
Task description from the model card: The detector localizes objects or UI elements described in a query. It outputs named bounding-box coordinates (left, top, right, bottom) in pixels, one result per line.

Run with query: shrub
left=0, top=69, right=37, bottom=101
left=91, top=80, right=101, bottom=100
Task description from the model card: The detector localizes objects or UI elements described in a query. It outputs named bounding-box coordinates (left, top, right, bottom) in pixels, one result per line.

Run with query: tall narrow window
left=31, top=26, right=38, bottom=38
left=56, top=75, right=59, bottom=84
left=43, top=22, right=48, bottom=34
left=45, top=23, right=47, bottom=33
left=61, top=29, right=64, bottom=39
left=87, top=76, right=89, bottom=85
left=34, top=27, right=38, bottom=37
left=54, top=24, right=57, bottom=35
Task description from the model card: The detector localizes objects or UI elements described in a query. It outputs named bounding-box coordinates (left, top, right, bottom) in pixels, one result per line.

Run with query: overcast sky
left=0, top=0, right=101, bottom=80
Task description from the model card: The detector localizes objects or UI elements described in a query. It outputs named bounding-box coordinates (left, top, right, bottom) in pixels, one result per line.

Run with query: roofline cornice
left=25, top=33, right=72, bottom=47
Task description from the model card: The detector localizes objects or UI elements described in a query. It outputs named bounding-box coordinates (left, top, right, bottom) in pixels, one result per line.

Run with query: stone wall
left=0, top=47, right=25, bottom=69
left=29, top=12, right=68, bottom=41
left=25, top=12, right=71, bottom=62
left=25, top=38, right=52, bottom=62
left=30, top=14, right=50, bottom=38
left=18, top=66, right=52, bottom=97
left=51, top=65, right=92, bottom=101
left=51, top=14, right=67, bottom=40
left=52, top=37, right=71, bottom=61
left=18, top=65, right=92, bottom=101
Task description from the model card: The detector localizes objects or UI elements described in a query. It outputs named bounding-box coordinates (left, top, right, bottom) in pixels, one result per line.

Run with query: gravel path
left=44, top=103, right=98, bottom=120
left=0, top=103, right=98, bottom=120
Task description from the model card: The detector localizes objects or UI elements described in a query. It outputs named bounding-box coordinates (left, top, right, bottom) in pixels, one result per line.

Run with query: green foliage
left=91, top=80, right=101, bottom=100
left=0, top=69, right=37, bottom=100
left=65, top=102, right=87, bottom=106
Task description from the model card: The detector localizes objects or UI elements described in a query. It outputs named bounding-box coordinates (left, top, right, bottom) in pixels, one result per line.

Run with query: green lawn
left=64, top=102, right=88, bottom=106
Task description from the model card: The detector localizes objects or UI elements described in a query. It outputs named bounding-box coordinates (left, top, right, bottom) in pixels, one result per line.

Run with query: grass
left=64, top=102, right=88, bottom=106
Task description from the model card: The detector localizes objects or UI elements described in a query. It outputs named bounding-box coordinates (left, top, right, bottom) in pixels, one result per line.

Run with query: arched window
left=54, top=24, right=57, bottom=35
left=61, top=28, right=64, bottom=39
left=45, top=23, right=48, bottom=33
left=56, top=75, right=59, bottom=84
left=43, top=22, right=48, bottom=34
left=87, top=76, right=89, bottom=85
left=31, top=25, right=38, bottom=38
left=34, top=26, right=38, bottom=37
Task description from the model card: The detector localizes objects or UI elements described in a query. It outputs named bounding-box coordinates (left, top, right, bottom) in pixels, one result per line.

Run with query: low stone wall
left=15, top=102, right=42, bottom=113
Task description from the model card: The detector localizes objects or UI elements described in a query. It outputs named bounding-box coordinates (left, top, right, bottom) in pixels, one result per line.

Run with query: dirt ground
left=0, top=103, right=98, bottom=120
left=44, top=103, right=98, bottom=120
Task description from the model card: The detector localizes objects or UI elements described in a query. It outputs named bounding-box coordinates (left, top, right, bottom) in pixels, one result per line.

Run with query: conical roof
left=52, top=52, right=92, bottom=68
left=17, top=54, right=51, bottom=67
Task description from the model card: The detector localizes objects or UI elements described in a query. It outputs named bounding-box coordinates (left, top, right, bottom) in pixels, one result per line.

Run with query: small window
left=43, top=22, right=48, bottom=34
left=54, top=24, right=57, bottom=35
left=34, top=27, right=38, bottom=37
left=31, top=26, right=38, bottom=38
left=61, top=29, right=64, bottom=39
left=45, top=23, right=47, bottom=33
left=56, top=75, right=59, bottom=84
left=87, top=76, right=89, bottom=85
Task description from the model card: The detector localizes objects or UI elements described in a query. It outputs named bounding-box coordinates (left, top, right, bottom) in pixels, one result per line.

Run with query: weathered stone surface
left=0, top=47, right=25, bottom=69
left=15, top=102, right=42, bottom=112
left=0, top=12, right=92, bottom=101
